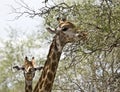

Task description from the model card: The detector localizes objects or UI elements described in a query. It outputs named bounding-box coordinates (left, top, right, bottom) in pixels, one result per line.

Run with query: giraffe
left=33, top=17, right=87, bottom=92
left=13, top=56, right=43, bottom=92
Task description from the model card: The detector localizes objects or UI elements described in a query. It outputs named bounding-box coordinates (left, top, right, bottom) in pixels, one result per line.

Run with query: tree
left=0, top=28, right=45, bottom=91
left=1, top=0, right=119, bottom=92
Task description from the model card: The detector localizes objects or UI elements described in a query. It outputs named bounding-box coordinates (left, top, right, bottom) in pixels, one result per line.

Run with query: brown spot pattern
left=51, top=62, right=57, bottom=72
left=47, top=71, right=53, bottom=81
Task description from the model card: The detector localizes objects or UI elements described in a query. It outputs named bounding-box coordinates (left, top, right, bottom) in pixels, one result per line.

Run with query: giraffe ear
left=32, top=57, right=36, bottom=67
left=46, top=27, right=56, bottom=34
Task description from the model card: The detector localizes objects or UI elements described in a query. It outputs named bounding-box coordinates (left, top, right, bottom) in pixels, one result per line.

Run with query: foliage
left=0, top=28, right=45, bottom=91
left=0, top=0, right=120, bottom=92
left=39, top=0, right=120, bottom=92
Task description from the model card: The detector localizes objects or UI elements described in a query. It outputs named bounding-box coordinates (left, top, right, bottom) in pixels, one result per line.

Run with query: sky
left=0, top=0, right=51, bottom=58
left=0, top=0, right=45, bottom=39
left=0, top=0, right=92, bottom=39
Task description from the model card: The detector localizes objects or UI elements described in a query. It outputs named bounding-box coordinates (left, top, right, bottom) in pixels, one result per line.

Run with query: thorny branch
left=10, top=1, right=120, bottom=92
left=11, top=0, right=74, bottom=20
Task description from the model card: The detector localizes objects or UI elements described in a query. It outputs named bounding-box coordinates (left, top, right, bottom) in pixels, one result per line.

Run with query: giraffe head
left=13, top=57, right=43, bottom=92
left=33, top=18, right=87, bottom=92
left=13, top=57, right=43, bottom=81
left=46, top=17, right=87, bottom=44
left=23, top=56, right=36, bottom=81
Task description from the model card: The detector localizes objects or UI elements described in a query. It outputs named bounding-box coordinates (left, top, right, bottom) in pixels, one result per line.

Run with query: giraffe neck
left=33, top=34, right=66, bottom=92
left=25, top=80, right=33, bottom=92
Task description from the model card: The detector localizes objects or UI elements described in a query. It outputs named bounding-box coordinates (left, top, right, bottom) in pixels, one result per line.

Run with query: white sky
left=0, top=0, right=45, bottom=39
left=0, top=0, right=51, bottom=58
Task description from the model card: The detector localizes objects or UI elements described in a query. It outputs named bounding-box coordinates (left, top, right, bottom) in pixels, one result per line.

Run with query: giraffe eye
left=62, top=27, right=68, bottom=31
